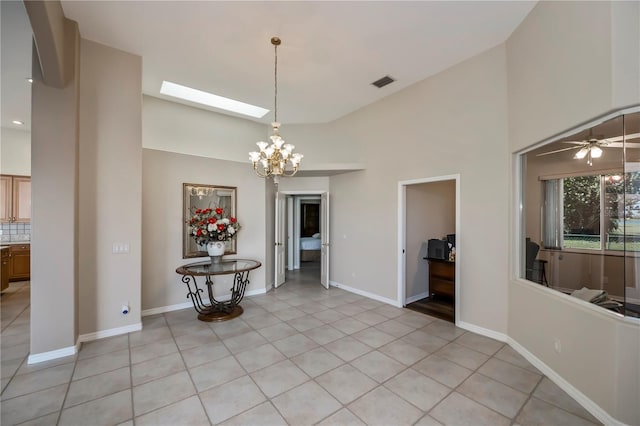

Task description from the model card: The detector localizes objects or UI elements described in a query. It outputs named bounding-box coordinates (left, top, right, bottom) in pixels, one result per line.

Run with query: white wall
left=141, top=95, right=270, bottom=306
left=143, top=95, right=269, bottom=163
left=0, top=127, right=30, bottom=175
left=507, top=1, right=613, bottom=150
left=406, top=181, right=455, bottom=300
left=278, top=123, right=364, bottom=172
left=141, top=149, right=267, bottom=311
left=265, top=179, right=276, bottom=289
left=507, top=2, right=640, bottom=423
left=327, top=45, right=509, bottom=333
left=30, top=17, right=79, bottom=356
left=276, top=176, right=329, bottom=192
left=78, top=39, right=142, bottom=335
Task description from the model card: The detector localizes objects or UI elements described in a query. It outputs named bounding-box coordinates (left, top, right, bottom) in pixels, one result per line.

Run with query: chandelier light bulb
left=249, top=152, right=260, bottom=162
left=574, top=147, right=589, bottom=159
left=590, top=146, right=603, bottom=158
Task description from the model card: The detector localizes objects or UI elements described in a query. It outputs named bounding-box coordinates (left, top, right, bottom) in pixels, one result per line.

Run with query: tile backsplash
left=0, top=223, right=31, bottom=242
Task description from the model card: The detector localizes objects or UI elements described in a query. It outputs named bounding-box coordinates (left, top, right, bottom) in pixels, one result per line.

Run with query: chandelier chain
left=274, top=42, right=278, bottom=123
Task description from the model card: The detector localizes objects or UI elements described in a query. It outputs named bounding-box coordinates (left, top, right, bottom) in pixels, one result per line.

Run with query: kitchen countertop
left=0, top=241, right=30, bottom=246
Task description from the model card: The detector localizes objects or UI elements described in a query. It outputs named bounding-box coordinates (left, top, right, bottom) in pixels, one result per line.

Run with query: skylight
left=160, top=81, right=269, bottom=118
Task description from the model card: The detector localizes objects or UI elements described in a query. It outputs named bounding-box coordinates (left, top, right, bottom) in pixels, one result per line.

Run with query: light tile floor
left=1, top=270, right=601, bottom=425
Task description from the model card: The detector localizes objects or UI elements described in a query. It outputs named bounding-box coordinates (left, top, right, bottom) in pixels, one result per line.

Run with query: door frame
left=292, top=195, right=322, bottom=269
left=277, top=190, right=329, bottom=284
left=397, top=174, right=461, bottom=325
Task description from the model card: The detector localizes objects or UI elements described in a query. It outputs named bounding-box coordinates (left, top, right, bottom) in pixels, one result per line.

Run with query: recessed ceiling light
left=160, top=81, right=269, bottom=118
left=26, top=78, right=33, bottom=83
left=12, top=120, right=24, bottom=125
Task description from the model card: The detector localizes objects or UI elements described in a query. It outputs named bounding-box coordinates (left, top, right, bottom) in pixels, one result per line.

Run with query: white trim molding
left=27, top=341, right=81, bottom=364
left=141, top=287, right=267, bottom=317
left=451, top=318, right=619, bottom=425
left=330, top=280, right=402, bottom=308
left=457, top=320, right=508, bottom=342
left=507, top=337, right=621, bottom=426
left=78, top=323, right=142, bottom=343
left=405, top=291, right=430, bottom=305
left=397, top=174, right=461, bottom=325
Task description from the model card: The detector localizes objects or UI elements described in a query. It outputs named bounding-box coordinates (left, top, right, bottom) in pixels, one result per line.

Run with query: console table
left=176, top=259, right=261, bottom=322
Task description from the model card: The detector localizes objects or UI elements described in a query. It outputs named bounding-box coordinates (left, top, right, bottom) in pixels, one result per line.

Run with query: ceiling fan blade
left=603, top=132, right=640, bottom=143
left=562, top=141, right=587, bottom=145
left=602, top=142, right=640, bottom=148
left=536, top=146, right=581, bottom=156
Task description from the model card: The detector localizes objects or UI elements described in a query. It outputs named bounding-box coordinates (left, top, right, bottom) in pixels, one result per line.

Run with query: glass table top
left=176, top=259, right=261, bottom=276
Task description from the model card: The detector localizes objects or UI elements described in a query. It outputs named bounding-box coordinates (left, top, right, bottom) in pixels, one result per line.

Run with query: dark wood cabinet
left=428, top=258, right=455, bottom=299
left=1, top=247, right=9, bottom=291
left=9, top=244, right=30, bottom=281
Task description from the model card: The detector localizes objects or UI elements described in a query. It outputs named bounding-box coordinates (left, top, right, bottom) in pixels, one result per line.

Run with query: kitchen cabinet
left=1, top=175, right=31, bottom=223
left=9, top=244, right=30, bottom=281
left=1, top=247, right=9, bottom=291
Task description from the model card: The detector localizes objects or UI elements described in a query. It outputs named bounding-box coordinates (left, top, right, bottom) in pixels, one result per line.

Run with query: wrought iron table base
left=181, top=270, right=251, bottom=322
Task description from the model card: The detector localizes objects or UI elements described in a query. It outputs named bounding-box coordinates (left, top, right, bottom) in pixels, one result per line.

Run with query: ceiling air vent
left=371, top=75, right=395, bottom=88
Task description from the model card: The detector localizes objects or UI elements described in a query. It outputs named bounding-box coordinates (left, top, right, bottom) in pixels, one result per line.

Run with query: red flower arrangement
left=187, top=207, right=240, bottom=245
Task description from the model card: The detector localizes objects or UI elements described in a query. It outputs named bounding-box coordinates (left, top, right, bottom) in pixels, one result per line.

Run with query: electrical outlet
left=553, top=338, right=561, bottom=353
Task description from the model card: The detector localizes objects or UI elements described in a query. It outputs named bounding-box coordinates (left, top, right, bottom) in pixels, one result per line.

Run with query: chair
left=526, top=238, right=549, bottom=287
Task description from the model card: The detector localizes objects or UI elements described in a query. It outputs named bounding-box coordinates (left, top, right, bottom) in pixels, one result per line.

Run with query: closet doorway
left=397, top=175, right=460, bottom=323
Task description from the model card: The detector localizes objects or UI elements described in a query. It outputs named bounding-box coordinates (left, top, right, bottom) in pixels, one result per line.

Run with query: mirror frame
left=183, top=183, right=238, bottom=258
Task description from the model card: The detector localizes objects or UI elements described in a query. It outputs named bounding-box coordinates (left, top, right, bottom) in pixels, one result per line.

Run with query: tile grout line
left=2, top=278, right=597, bottom=426
left=509, top=375, right=545, bottom=426
left=128, top=332, right=136, bottom=425
left=154, top=313, right=214, bottom=425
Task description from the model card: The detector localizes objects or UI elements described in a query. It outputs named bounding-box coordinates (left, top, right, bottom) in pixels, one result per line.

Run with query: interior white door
left=287, top=196, right=294, bottom=271
left=274, top=191, right=286, bottom=288
left=320, top=192, right=330, bottom=289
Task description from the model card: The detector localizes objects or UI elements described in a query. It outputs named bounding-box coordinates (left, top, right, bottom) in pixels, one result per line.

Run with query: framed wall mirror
left=183, top=183, right=238, bottom=258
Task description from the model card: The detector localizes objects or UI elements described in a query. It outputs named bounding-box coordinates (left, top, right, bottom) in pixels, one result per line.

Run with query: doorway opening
left=274, top=191, right=329, bottom=289
left=397, top=175, right=460, bottom=323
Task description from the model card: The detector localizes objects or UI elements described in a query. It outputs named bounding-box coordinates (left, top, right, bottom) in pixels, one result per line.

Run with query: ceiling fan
left=536, top=132, right=640, bottom=166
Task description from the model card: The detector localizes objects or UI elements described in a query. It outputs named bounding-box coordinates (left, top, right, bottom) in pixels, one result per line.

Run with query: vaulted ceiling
left=1, top=1, right=537, bottom=130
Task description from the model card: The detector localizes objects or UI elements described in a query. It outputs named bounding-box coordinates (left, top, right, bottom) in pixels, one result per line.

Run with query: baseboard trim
left=457, top=321, right=508, bottom=342
left=141, top=287, right=267, bottom=317
left=455, top=324, right=620, bottom=424
left=27, top=341, right=80, bottom=364
left=405, top=291, right=430, bottom=305
left=329, top=280, right=402, bottom=308
left=507, top=337, right=621, bottom=426
left=78, top=323, right=142, bottom=343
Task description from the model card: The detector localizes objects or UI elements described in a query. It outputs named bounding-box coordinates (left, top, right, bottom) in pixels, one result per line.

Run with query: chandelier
left=189, top=186, right=213, bottom=199
left=249, top=37, right=303, bottom=182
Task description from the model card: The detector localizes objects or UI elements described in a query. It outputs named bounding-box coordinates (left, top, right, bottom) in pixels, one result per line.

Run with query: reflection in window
left=520, top=109, right=640, bottom=318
